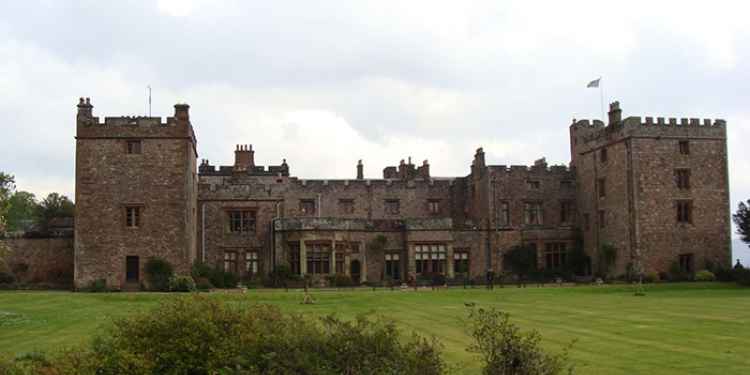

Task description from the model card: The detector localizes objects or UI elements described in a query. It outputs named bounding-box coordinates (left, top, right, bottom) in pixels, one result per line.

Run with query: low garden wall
left=0, top=237, right=74, bottom=288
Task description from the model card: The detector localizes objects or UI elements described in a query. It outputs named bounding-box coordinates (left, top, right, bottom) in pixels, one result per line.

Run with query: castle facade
left=73, top=98, right=731, bottom=289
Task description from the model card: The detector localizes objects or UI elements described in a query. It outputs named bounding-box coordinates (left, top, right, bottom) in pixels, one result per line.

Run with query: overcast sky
left=1, top=1, right=748, bottom=263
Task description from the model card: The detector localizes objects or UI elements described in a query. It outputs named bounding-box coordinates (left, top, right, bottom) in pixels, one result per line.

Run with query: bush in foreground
left=3, top=295, right=447, bottom=374
left=694, top=270, right=716, bottom=282
left=467, top=307, right=575, bottom=375
left=168, top=275, right=196, bottom=292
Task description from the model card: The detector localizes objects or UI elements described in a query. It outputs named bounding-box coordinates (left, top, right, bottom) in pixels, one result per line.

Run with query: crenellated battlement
left=488, top=164, right=574, bottom=175
left=199, top=159, right=289, bottom=177
left=623, top=116, right=726, bottom=128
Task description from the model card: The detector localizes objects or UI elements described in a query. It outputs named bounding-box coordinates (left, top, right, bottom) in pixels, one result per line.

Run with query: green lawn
left=1, top=283, right=749, bottom=374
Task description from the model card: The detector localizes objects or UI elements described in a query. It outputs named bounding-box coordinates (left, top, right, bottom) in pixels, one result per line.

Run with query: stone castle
left=73, top=98, right=731, bottom=289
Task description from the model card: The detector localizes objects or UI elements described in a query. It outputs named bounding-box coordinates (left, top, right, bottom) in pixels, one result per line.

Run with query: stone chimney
left=77, top=97, right=93, bottom=122
left=356, top=160, right=364, bottom=180
left=174, top=103, right=190, bottom=126
left=608, top=101, right=622, bottom=125
left=234, top=144, right=255, bottom=171
left=417, top=160, right=430, bottom=179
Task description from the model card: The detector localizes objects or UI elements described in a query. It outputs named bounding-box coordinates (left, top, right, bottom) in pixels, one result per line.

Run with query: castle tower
left=74, top=99, right=198, bottom=290
left=569, top=101, right=730, bottom=276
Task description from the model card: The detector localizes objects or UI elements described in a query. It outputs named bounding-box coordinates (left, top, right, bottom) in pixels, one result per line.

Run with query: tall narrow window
left=598, top=210, right=606, bottom=228
left=288, top=242, right=301, bottom=275
left=414, top=244, right=446, bottom=274
left=598, top=178, right=606, bottom=198
left=428, top=200, right=441, bottom=215
left=126, top=140, right=142, bottom=154
left=454, top=250, right=470, bottom=274
left=224, top=251, right=238, bottom=273
left=560, top=201, right=573, bottom=225
left=245, top=251, right=259, bottom=275
left=335, top=250, right=345, bottom=274
left=600, top=147, right=608, bottom=163
left=524, top=202, right=543, bottom=225
left=385, top=253, right=400, bottom=280
left=385, top=199, right=400, bottom=215
left=125, top=206, right=140, bottom=228
left=679, top=253, right=694, bottom=273
left=675, top=169, right=691, bottom=189
left=498, top=201, right=510, bottom=226
left=583, top=213, right=590, bottom=231
left=679, top=140, right=690, bottom=155
left=545, top=243, right=567, bottom=269
left=227, top=210, right=256, bottom=233
left=677, top=200, right=693, bottom=223
left=306, top=243, right=331, bottom=274
left=526, top=180, right=541, bottom=189
left=300, top=200, right=316, bottom=215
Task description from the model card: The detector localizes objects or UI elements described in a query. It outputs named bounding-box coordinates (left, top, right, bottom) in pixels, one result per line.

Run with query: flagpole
left=599, top=76, right=607, bottom=124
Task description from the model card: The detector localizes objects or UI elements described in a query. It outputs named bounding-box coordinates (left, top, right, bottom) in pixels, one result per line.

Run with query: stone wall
left=1, top=238, right=74, bottom=286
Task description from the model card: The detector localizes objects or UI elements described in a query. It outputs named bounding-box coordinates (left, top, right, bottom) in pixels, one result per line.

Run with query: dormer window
left=526, top=180, right=540, bottom=189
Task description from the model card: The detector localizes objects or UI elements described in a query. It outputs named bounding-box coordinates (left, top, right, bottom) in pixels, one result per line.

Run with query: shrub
left=327, top=273, right=354, bottom=287
left=263, top=264, right=301, bottom=287
left=194, top=277, right=213, bottom=291
left=668, top=261, right=690, bottom=281
left=642, top=272, right=660, bottom=283
left=0, top=271, right=14, bottom=284
left=29, top=295, right=446, bottom=374
left=431, top=273, right=446, bottom=287
left=715, top=267, right=735, bottom=282
left=169, top=275, right=196, bottom=292
left=87, top=278, right=107, bottom=293
left=734, top=267, right=750, bottom=286
left=208, top=267, right=238, bottom=289
left=144, top=257, right=174, bottom=291
left=694, top=270, right=716, bottom=282
left=191, top=260, right=212, bottom=279
left=467, top=307, right=575, bottom=375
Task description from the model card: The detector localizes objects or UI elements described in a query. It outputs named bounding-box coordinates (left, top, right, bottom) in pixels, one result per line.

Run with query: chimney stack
left=234, top=144, right=255, bottom=171
left=174, top=103, right=190, bottom=125
left=608, top=101, right=622, bottom=125
left=77, top=97, right=93, bottom=122
left=356, top=160, right=364, bottom=180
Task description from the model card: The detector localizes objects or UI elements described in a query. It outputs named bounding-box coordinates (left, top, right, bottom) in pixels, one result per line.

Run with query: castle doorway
left=350, top=260, right=361, bottom=284
left=126, top=256, right=140, bottom=282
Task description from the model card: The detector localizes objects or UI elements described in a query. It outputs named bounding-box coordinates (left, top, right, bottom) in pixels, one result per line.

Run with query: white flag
left=587, top=78, right=600, bottom=88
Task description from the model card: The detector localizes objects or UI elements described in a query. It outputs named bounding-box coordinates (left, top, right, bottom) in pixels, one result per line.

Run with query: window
left=385, top=253, right=400, bottom=280
left=454, top=250, right=470, bottom=274
left=385, top=199, right=400, bottom=215
left=288, top=242, right=301, bottom=275
left=526, top=180, right=540, bottom=189
left=306, top=242, right=331, bottom=274
left=600, top=147, right=608, bottom=163
left=679, top=140, right=690, bottom=155
left=675, top=169, right=691, bottom=189
left=245, top=251, right=259, bottom=275
left=598, top=178, right=606, bottom=198
left=560, top=201, right=573, bottom=225
left=300, top=199, right=316, bottom=215
left=545, top=243, right=567, bottom=269
left=414, top=244, right=447, bottom=274
left=498, top=201, right=510, bottom=226
left=335, top=251, right=345, bottom=274
left=126, top=140, right=142, bottom=154
left=428, top=200, right=441, bottom=215
left=338, top=199, right=354, bottom=214
left=679, top=253, right=694, bottom=273
left=598, top=210, right=606, bottom=228
left=524, top=202, right=543, bottom=225
left=125, top=206, right=140, bottom=228
left=677, top=200, right=692, bottom=223
left=583, top=213, right=590, bottom=231
left=560, top=180, right=573, bottom=189
left=224, top=251, right=238, bottom=273
left=227, top=210, right=256, bottom=233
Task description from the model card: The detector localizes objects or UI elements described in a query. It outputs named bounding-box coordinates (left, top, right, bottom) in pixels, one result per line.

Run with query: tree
left=503, top=244, right=538, bottom=281
left=5, top=191, right=38, bottom=232
left=733, top=200, right=750, bottom=245
left=0, top=173, right=15, bottom=228
left=36, top=192, right=75, bottom=231
left=598, top=243, right=617, bottom=277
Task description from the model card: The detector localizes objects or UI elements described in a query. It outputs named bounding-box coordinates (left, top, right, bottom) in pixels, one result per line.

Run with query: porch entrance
left=125, top=256, right=140, bottom=282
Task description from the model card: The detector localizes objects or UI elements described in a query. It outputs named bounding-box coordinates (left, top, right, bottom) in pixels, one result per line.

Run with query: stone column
left=447, top=243, right=455, bottom=278
left=300, top=239, right=307, bottom=276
